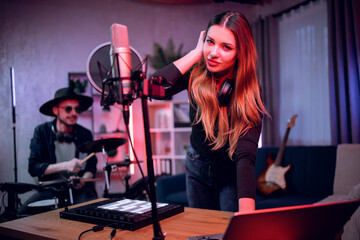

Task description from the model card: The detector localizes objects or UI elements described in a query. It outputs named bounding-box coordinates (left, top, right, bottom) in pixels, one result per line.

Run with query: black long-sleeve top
left=152, top=63, right=261, bottom=200
left=28, top=120, right=97, bottom=182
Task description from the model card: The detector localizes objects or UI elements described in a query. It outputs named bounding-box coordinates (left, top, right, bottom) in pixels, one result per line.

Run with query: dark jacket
left=28, top=120, right=97, bottom=182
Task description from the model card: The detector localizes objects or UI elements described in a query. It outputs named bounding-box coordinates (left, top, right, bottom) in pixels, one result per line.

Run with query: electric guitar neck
left=257, top=114, right=298, bottom=196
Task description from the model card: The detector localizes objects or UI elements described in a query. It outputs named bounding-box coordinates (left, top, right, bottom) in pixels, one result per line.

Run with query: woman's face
left=203, top=25, right=237, bottom=78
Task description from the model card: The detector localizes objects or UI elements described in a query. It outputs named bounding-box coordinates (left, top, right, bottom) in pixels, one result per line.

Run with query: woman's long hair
left=189, top=11, right=269, bottom=158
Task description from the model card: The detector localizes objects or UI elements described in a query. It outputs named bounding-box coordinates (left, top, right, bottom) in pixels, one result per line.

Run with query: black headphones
left=52, top=125, right=74, bottom=143
left=217, top=79, right=234, bottom=107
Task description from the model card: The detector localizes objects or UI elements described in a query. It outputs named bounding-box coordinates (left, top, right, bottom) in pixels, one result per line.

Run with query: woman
left=153, top=11, right=269, bottom=212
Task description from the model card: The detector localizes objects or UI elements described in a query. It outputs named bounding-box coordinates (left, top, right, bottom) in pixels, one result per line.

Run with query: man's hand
left=44, top=158, right=83, bottom=176
left=69, top=175, right=84, bottom=189
left=64, top=158, right=83, bottom=173
left=69, top=172, right=94, bottom=190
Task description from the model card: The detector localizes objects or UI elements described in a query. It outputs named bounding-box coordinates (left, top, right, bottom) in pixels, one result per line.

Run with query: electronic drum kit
left=0, top=137, right=142, bottom=221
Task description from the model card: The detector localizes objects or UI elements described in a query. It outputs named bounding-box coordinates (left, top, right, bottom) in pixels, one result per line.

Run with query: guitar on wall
left=257, top=114, right=298, bottom=196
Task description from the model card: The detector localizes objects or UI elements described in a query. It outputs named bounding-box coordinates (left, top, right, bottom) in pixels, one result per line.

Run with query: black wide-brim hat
left=39, top=88, right=93, bottom=116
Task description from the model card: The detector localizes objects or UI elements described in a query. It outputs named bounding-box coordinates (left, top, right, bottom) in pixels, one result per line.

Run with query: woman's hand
left=194, top=30, right=206, bottom=58
left=174, top=30, right=206, bottom=74
left=236, top=197, right=255, bottom=214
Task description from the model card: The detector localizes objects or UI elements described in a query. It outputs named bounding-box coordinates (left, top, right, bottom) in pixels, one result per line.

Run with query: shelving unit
left=78, top=83, right=191, bottom=194
left=77, top=89, right=130, bottom=196
left=148, top=99, right=191, bottom=175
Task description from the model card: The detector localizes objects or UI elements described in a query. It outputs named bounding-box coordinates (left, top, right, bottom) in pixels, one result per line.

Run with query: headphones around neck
left=52, top=125, right=74, bottom=143
left=217, top=79, right=235, bottom=107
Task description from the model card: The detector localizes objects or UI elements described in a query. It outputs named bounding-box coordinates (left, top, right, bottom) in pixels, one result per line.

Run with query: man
left=22, top=87, right=98, bottom=213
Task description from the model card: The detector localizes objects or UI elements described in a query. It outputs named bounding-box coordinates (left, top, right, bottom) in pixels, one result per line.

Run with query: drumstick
left=80, top=152, right=95, bottom=164
left=80, top=178, right=102, bottom=183
left=39, top=179, right=67, bottom=186
left=69, top=178, right=102, bottom=185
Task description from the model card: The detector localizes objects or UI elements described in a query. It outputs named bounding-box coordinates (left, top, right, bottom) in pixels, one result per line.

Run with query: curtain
left=277, top=0, right=330, bottom=145
left=254, top=16, right=280, bottom=146
left=327, top=0, right=360, bottom=144
left=255, top=0, right=331, bottom=146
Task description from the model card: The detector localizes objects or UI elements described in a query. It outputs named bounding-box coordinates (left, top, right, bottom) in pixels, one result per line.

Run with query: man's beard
left=58, top=115, right=77, bottom=128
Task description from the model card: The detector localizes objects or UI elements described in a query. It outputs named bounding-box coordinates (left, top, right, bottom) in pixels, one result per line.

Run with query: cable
left=77, top=229, right=92, bottom=240
left=110, top=229, right=117, bottom=239
left=77, top=225, right=104, bottom=240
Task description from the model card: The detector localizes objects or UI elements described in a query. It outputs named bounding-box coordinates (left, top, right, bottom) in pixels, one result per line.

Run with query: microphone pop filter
left=86, top=42, right=144, bottom=94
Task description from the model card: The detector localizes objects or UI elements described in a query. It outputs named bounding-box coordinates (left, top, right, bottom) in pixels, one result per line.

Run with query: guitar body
left=265, top=163, right=291, bottom=189
left=257, top=153, right=289, bottom=196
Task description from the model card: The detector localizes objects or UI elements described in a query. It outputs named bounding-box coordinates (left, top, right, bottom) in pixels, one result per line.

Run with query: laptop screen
left=223, top=200, right=359, bottom=240
left=188, top=199, right=359, bottom=240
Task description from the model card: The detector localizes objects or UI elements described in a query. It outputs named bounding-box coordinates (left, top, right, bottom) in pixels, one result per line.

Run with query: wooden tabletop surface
left=0, top=199, right=233, bottom=240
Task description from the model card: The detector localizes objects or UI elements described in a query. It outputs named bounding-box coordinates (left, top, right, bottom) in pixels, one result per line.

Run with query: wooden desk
left=0, top=199, right=233, bottom=240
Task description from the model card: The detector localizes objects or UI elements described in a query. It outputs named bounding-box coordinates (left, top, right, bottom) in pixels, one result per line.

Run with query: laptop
left=188, top=199, right=360, bottom=240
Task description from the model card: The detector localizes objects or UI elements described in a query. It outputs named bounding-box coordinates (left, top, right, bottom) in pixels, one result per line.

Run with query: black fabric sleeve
left=151, top=63, right=189, bottom=98
left=28, top=124, right=53, bottom=179
left=235, top=124, right=262, bottom=199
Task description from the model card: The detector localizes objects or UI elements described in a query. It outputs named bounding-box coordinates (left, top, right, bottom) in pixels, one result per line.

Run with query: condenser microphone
left=110, top=24, right=132, bottom=100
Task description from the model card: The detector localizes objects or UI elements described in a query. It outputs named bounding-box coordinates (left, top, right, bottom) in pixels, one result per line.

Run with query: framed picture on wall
left=68, top=72, right=91, bottom=96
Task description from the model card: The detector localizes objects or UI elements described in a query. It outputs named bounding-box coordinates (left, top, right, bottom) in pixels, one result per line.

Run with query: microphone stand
left=106, top=53, right=164, bottom=239
left=139, top=93, right=164, bottom=240
left=129, top=68, right=164, bottom=240
left=122, top=91, right=164, bottom=239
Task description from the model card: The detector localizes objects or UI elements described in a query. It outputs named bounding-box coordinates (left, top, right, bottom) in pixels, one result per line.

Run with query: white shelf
left=149, top=129, right=172, bottom=133
left=173, top=127, right=191, bottom=132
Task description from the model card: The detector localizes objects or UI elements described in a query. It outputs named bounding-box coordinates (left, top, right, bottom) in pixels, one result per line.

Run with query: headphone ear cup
left=55, top=130, right=73, bottom=143
left=63, top=133, right=74, bottom=143
left=217, top=79, right=234, bottom=107
left=55, top=131, right=64, bottom=142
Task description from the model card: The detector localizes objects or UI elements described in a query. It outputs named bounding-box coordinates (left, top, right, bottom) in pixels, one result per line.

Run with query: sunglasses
left=57, top=106, right=81, bottom=114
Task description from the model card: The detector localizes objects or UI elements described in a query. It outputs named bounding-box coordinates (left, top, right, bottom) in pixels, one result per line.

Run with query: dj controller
left=59, top=198, right=184, bottom=231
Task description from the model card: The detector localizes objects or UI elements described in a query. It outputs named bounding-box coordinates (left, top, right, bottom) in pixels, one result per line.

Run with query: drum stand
left=23, top=183, right=73, bottom=217
left=38, top=179, right=76, bottom=208
left=77, top=138, right=127, bottom=198
left=1, top=190, right=18, bottom=221
left=102, top=145, right=111, bottom=198
left=0, top=182, right=39, bottom=221
left=105, top=157, right=147, bottom=200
